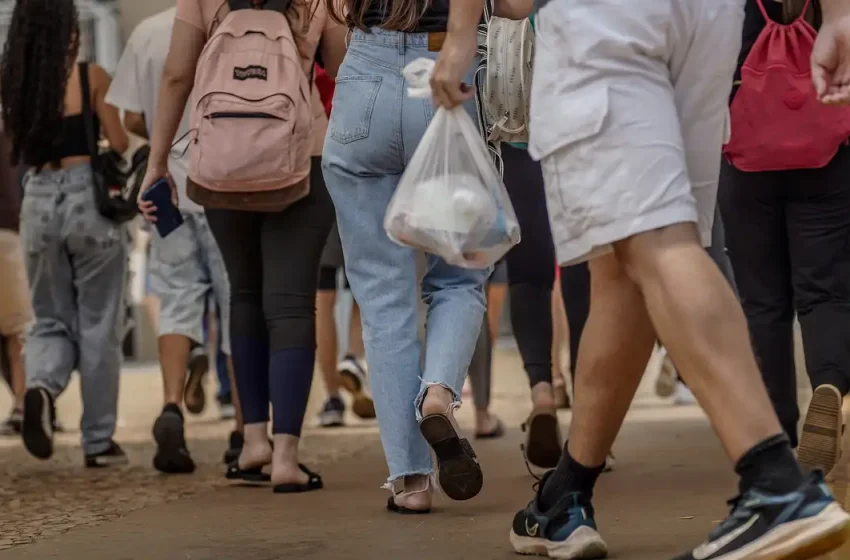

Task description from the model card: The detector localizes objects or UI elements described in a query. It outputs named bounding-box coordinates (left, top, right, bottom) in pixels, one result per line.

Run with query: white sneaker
left=672, top=382, right=697, bottom=406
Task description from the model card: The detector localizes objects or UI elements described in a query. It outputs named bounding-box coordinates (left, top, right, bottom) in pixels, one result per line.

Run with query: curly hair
left=0, top=0, right=79, bottom=168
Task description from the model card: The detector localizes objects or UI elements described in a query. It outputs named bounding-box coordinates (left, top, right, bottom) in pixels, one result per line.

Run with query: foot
left=85, top=441, right=129, bottom=468
left=222, top=430, right=243, bottom=465
left=240, top=437, right=272, bottom=471
left=531, top=383, right=557, bottom=411
left=271, top=461, right=311, bottom=487
left=522, top=408, right=563, bottom=474
left=553, top=381, right=571, bottom=410
left=510, top=472, right=608, bottom=559
left=337, top=355, right=376, bottom=419
left=672, top=382, right=697, bottom=406
left=388, top=475, right=433, bottom=514
left=22, top=387, right=55, bottom=460
left=799, top=384, right=844, bottom=477
left=217, top=393, right=235, bottom=421
left=152, top=405, right=196, bottom=474
left=475, top=412, right=505, bottom=439
left=184, top=346, right=209, bottom=415
left=0, top=407, right=22, bottom=436
left=318, top=396, right=346, bottom=428
left=674, top=471, right=850, bottom=559
left=655, top=346, right=677, bottom=398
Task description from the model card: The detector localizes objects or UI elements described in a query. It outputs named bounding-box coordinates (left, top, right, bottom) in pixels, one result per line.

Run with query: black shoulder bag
left=79, top=62, right=139, bottom=223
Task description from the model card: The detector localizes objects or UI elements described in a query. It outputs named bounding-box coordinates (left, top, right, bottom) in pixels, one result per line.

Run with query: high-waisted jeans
left=322, top=28, right=489, bottom=484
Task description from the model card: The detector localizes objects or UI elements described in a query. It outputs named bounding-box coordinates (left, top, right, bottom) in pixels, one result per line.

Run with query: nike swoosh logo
left=692, top=514, right=759, bottom=560
left=525, top=519, right=539, bottom=537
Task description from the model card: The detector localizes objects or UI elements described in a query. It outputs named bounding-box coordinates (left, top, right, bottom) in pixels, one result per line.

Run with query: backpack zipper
left=206, top=111, right=285, bottom=120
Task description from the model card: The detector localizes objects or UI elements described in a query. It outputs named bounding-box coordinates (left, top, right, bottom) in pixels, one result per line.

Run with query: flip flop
left=475, top=417, right=505, bottom=440
left=225, top=460, right=271, bottom=483
left=419, top=411, right=483, bottom=501
left=273, top=464, right=323, bottom=494
left=521, top=408, right=563, bottom=473
left=386, top=479, right=432, bottom=515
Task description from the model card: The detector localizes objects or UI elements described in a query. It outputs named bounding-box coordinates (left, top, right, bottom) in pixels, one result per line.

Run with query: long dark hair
left=0, top=0, right=80, bottom=167
left=327, top=0, right=429, bottom=33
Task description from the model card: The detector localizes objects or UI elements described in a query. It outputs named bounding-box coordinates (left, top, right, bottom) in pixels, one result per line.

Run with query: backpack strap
left=754, top=0, right=813, bottom=22
left=78, top=62, right=101, bottom=175
left=227, top=0, right=291, bottom=13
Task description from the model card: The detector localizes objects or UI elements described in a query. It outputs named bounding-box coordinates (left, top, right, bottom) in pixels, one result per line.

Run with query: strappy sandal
left=273, top=464, right=323, bottom=494
left=419, top=409, right=483, bottom=501
left=225, top=460, right=271, bottom=483
left=521, top=408, right=563, bottom=475
left=386, top=478, right=432, bottom=515
left=475, top=416, right=505, bottom=440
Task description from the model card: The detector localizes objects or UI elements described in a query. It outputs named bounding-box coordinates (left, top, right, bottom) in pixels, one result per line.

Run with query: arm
left=319, top=23, right=347, bottom=80
left=431, top=0, right=485, bottom=108
left=92, top=64, right=130, bottom=155
left=147, top=20, right=205, bottom=174
left=124, top=111, right=148, bottom=139
left=494, top=0, right=533, bottom=20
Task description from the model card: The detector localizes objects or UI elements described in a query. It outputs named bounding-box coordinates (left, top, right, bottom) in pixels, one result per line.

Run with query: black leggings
left=207, top=157, right=334, bottom=436
left=720, top=149, right=850, bottom=447
left=502, top=145, right=591, bottom=388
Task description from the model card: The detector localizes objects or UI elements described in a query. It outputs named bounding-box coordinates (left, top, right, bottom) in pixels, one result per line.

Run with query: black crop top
left=355, top=0, right=450, bottom=33
left=56, top=112, right=98, bottom=159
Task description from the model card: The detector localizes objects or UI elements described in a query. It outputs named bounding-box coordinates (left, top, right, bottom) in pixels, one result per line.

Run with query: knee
left=264, top=292, right=315, bottom=350
left=613, top=222, right=702, bottom=290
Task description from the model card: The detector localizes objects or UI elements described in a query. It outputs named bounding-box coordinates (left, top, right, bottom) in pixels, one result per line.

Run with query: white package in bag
left=384, top=58, right=521, bottom=269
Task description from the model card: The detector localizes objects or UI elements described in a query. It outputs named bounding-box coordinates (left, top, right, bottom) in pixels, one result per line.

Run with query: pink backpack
left=723, top=0, right=850, bottom=171
left=187, top=0, right=312, bottom=211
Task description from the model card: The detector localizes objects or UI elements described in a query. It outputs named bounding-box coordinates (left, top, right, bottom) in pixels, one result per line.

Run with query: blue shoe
left=509, top=472, right=608, bottom=558
left=674, top=471, right=850, bottom=560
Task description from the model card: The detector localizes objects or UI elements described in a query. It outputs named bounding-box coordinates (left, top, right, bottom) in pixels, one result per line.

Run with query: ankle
left=420, top=385, right=454, bottom=417
left=531, top=383, right=556, bottom=409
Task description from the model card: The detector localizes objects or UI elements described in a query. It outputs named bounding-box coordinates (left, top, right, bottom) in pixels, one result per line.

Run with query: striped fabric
left=474, top=0, right=504, bottom=177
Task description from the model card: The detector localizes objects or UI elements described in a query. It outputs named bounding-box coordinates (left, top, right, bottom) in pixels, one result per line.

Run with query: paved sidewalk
left=0, top=348, right=847, bottom=559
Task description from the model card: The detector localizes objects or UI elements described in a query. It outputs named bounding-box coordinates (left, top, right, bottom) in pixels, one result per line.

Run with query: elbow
left=162, top=65, right=195, bottom=95
left=494, top=0, right=534, bottom=19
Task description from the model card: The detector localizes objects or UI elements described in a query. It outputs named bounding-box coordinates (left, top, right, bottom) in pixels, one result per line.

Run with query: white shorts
left=530, top=0, right=745, bottom=265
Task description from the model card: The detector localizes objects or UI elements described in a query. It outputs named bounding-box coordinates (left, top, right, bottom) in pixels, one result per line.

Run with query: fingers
left=138, top=200, right=158, bottom=223
left=812, top=64, right=830, bottom=99
left=431, top=79, right=474, bottom=109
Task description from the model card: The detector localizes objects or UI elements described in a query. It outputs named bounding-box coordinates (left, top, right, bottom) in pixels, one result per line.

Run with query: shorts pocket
left=150, top=219, right=196, bottom=267
left=530, top=86, right=609, bottom=161
left=329, top=75, right=382, bottom=144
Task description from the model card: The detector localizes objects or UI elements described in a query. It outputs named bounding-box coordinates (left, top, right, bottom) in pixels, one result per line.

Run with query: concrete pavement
left=0, top=347, right=848, bottom=559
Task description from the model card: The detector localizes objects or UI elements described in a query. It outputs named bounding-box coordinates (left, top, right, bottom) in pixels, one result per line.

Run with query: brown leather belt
left=427, top=32, right=447, bottom=52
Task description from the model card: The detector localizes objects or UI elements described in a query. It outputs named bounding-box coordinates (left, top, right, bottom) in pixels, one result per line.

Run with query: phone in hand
left=141, top=178, right=183, bottom=238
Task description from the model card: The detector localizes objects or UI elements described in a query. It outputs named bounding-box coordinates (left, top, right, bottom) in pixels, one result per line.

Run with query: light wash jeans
left=20, top=165, right=127, bottom=455
left=322, top=28, right=489, bottom=484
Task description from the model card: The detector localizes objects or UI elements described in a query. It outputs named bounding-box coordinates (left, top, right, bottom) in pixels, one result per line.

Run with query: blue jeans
left=322, top=28, right=489, bottom=484
left=20, top=165, right=127, bottom=454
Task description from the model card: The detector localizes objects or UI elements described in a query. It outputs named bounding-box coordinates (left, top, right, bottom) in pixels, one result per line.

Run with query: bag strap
left=78, top=62, right=101, bottom=175
left=754, top=0, right=813, bottom=22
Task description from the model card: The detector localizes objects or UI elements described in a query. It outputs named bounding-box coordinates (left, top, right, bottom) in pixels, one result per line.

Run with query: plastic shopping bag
left=384, top=58, right=521, bottom=269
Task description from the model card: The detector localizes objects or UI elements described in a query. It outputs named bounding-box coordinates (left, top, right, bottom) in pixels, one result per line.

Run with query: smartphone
left=141, top=178, right=184, bottom=238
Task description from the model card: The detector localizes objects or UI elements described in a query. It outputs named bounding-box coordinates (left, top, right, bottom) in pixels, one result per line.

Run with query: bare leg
left=159, top=334, right=191, bottom=406
left=551, top=284, right=570, bottom=388
left=567, top=254, right=657, bottom=467
left=486, top=283, right=508, bottom=341
left=616, top=223, right=782, bottom=462
left=5, top=335, right=25, bottom=410
left=227, top=357, right=243, bottom=433
left=316, top=290, right=342, bottom=395
left=348, top=300, right=365, bottom=358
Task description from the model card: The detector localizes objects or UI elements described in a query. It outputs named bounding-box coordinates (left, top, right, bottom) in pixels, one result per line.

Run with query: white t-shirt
left=105, top=8, right=201, bottom=213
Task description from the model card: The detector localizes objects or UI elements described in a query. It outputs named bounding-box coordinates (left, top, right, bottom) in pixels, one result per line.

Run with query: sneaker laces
left=710, top=495, right=749, bottom=539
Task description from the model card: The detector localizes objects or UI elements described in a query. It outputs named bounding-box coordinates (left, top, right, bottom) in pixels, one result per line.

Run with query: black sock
left=735, top=433, right=804, bottom=496
left=163, top=403, right=183, bottom=419
left=539, top=446, right=605, bottom=510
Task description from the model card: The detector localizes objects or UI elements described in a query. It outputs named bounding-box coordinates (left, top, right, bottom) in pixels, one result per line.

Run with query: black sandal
left=226, top=460, right=271, bottom=483
left=273, top=464, right=323, bottom=494
left=475, top=417, right=505, bottom=440
left=419, top=412, right=483, bottom=501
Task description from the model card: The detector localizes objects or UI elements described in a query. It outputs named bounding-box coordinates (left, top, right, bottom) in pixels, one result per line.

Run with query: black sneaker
left=0, top=407, right=22, bottom=436
left=337, top=355, right=376, bottom=419
left=22, top=387, right=55, bottom=460
left=222, top=430, right=243, bottom=465
left=152, top=405, right=196, bottom=474
left=85, top=440, right=129, bottom=468
left=509, top=471, right=608, bottom=558
left=318, top=396, right=345, bottom=428
left=674, top=471, right=850, bottom=560
left=184, top=345, right=209, bottom=415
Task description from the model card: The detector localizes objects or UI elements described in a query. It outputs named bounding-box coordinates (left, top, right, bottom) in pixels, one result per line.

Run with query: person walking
left=1, top=0, right=130, bottom=467
left=433, top=0, right=850, bottom=558
left=107, top=5, right=242, bottom=475
left=139, top=0, right=346, bottom=492
left=322, top=0, right=491, bottom=513
left=720, top=0, right=850, bottom=479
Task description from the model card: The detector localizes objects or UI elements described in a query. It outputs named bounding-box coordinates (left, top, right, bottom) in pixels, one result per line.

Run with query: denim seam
left=346, top=49, right=398, bottom=73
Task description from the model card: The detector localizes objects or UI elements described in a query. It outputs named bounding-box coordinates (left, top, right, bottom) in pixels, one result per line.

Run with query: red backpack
left=723, top=0, right=850, bottom=171
left=314, top=63, right=334, bottom=117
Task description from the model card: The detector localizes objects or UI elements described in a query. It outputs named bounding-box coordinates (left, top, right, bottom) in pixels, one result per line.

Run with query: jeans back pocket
left=329, top=75, right=382, bottom=144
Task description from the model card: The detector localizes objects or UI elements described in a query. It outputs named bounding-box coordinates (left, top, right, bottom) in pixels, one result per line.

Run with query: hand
left=137, top=164, right=176, bottom=223
left=812, top=12, right=850, bottom=105
left=430, top=29, right=479, bottom=109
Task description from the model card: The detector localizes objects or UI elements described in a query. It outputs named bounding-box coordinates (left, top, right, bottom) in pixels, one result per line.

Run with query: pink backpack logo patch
left=189, top=0, right=312, bottom=195
left=723, top=0, right=850, bottom=171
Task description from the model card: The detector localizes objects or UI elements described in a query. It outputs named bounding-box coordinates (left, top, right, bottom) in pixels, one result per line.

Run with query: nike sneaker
left=509, top=472, right=608, bottom=559
left=674, top=471, right=850, bottom=560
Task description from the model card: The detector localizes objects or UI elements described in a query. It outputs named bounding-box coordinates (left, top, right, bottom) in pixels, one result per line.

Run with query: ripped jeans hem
left=413, top=381, right=462, bottom=422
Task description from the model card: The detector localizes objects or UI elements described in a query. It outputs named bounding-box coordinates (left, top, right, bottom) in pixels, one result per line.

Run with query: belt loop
left=398, top=30, right=404, bottom=55
left=345, top=27, right=352, bottom=48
